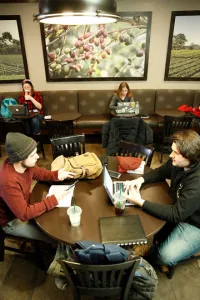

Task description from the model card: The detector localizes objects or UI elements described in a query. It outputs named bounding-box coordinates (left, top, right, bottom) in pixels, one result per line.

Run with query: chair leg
left=0, top=238, right=5, bottom=262
left=31, top=240, right=46, bottom=270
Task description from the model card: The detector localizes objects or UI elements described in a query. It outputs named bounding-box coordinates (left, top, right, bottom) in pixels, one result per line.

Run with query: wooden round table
left=51, top=112, right=81, bottom=121
left=30, top=158, right=172, bottom=244
left=155, top=109, right=185, bottom=117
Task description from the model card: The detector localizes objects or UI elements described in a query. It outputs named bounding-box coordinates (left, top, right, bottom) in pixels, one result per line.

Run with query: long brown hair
left=116, top=82, right=132, bottom=98
left=171, top=129, right=200, bottom=164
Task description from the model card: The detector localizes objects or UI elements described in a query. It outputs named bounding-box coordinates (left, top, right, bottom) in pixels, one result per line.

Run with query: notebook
left=99, top=215, right=147, bottom=245
left=103, top=167, right=133, bottom=206
left=116, top=102, right=135, bottom=114
left=8, top=104, right=29, bottom=116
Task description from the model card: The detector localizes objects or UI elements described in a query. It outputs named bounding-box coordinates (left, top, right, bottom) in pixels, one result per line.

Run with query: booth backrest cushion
left=193, top=90, right=200, bottom=107
left=155, top=89, right=194, bottom=110
left=132, top=89, right=156, bottom=115
left=41, top=90, right=78, bottom=115
left=78, top=90, right=113, bottom=115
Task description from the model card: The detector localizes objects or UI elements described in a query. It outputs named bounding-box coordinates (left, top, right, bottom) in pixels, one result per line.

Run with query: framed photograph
left=0, top=15, right=29, bottom=83
left=40, top=12, right=152, bottom=82
left=165, top=11, right=200, bottom=81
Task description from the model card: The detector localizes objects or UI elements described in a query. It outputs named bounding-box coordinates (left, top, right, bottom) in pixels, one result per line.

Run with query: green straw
left=118, top=201, right=121, bottom=208
left=74, top=204, right=76, bottom=213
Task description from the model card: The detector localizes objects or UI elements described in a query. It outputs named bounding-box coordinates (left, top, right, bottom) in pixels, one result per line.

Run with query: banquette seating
left=0, top=89, right=199, bottom=139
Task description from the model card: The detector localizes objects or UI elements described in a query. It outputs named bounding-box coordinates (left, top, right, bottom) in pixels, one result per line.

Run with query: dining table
left=30, top=157, right=172, bottom=245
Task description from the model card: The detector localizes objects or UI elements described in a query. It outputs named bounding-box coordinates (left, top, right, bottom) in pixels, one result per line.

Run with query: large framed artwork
left=40, top=12, right=152, bottom=82
left=165, top=11, right=200, bottom=81
left=0, top=15, right=29, bottom=83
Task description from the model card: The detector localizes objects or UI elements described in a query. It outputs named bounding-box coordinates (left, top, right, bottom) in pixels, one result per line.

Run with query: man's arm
left=143, top=159, right=172, bottom=183
left=32, top=165, right=59, bottom=181
left=142, top=177, right=200, bottom=222
left=1, top=185, right=58, bottom=222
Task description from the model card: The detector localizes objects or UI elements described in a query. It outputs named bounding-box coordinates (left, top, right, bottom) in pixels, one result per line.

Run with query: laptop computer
left=116, top=102, right=135, bottom=114
left=103, top=167, right=133, bottom=206
left=8, top=105, right=29, bottom=116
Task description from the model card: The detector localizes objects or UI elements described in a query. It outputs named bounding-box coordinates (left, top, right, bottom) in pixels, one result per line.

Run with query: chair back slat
left=59, top=259, right=140, bottom=300
left=118, top=141, right=155, bottom=167
left=102, top=270, right=107, bottom=287
left=45, top=120, right=73, bottom=139
left=50, top=134, right=85, bottom=159
left=84, top=270, right=92, bottom=287
left=164, top=115, right=193, bottom=138
left=93, top=271, right=100, bottom=288
left=160, top=115, right=193, bottom=163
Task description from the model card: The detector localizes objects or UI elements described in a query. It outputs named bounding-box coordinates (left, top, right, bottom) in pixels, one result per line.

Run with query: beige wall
left=0, top=0, right=200, bottom=92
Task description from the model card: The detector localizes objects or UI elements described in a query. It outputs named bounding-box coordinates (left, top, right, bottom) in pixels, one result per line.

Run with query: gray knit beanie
left=6, top=132, right=37, bottom=163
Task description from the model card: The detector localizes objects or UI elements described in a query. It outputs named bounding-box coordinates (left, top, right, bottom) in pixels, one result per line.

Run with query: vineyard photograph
left=41, top=12, right=152, bottom=81
left=165, top=11, right=200, bottom=81
left=0, top=16, right=29, bottom=83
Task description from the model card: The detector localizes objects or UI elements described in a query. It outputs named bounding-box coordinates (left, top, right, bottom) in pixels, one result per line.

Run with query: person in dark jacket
left=124, top=129, right=200, bottom=268
left=102, top=117, right=153, bottom=155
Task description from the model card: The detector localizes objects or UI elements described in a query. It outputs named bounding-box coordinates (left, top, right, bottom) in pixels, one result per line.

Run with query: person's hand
left=126, top=186, right=145, bottom=207
left=124, top=177, right=144, bottom=193
left=25, top=94, right=32, bottom=101
left=53, top=189, right=71, bottom=204
left=58, top=168, right=75, bottom=181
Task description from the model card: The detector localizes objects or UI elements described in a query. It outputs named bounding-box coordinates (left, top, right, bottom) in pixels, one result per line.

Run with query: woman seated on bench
left=18, top=79, right=44, bottom=135
left=109, top=82, right=135, bottom=114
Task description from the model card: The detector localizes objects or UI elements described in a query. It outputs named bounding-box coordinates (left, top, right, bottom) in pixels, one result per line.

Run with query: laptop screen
left=103, top=167, right=114, bottom=202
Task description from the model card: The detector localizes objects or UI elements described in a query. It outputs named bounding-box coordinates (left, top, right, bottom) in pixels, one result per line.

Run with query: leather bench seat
left=74, top=115, right=111, bottom=129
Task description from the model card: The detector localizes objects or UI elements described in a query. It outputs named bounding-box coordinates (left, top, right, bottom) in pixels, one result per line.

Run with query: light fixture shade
left=34, top=0, right=120, bottom=25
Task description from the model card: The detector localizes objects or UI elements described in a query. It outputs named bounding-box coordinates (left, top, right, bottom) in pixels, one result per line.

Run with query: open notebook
left=99, top=215, right=147, bottom=246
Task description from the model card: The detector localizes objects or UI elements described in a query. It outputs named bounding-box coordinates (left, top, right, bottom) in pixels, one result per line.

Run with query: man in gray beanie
left=0, top=132, right=74, bottom=243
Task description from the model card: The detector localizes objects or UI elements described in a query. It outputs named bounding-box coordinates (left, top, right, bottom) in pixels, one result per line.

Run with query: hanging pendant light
left=33, top=0, right=120, bottom=25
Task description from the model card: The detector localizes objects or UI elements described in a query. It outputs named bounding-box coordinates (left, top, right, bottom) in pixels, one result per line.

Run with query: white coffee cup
left=67, top=206, right=82, bottom=227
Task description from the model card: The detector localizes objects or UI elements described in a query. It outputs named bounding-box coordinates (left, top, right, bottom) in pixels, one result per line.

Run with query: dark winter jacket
left=102, top=117, right=153, bottom=155
left=142, top=159, right=200, bottom=228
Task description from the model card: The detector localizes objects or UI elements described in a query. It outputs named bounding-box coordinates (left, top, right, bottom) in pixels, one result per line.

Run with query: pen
left=65, top=180, right=79, bottom=191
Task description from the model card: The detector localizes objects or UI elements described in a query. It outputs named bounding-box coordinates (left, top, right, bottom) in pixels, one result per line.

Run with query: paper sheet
left=47, top=185, right=75, bottom=207
left=127, top=161, right=145, bottom=175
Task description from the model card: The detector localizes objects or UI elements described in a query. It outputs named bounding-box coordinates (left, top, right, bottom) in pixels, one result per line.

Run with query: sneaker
left=55, top=277, right=68, bottom=290
left=133, top=244, right=152, bottom=257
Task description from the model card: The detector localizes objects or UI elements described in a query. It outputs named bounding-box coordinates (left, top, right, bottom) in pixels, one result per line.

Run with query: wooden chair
left=50, top=134, right=86, bottom=159
left=0, top=119, right=26, bottom=157
left=160, top=115, right=193, bottom=163
left=118, top=140, right=155, bottom=167
left=45, top=119, right=74, bottom=139
left=59, top=259, right=140, bottom=300
left=0, top=118, right=45, bottom=158
left=0, top=226, right=45, bottom=269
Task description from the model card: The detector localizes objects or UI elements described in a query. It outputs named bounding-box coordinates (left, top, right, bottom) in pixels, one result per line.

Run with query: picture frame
left=165, top=11, right=200, bottom=81
left=40, top=11, right=152, bottom=82
left=0, top=15, right=29, bottom=83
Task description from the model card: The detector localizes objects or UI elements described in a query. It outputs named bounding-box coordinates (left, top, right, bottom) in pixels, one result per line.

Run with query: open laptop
left=8, top=105, right=29, bottom=116
left=103, top=167, right=133, bottom=206
left=116, top=102, right=135, bottom=114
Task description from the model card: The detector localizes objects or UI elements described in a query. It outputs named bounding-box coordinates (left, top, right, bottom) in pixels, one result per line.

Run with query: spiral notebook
left=99, top=215, right=147, bottom=245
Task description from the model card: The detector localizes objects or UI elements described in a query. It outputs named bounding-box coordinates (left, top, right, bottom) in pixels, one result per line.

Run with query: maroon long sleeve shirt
left=0, top=159, right=59, bottom=227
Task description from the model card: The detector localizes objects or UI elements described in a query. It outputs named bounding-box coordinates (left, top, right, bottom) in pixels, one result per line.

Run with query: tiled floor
left=0, top=143, right=200, bottom=300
